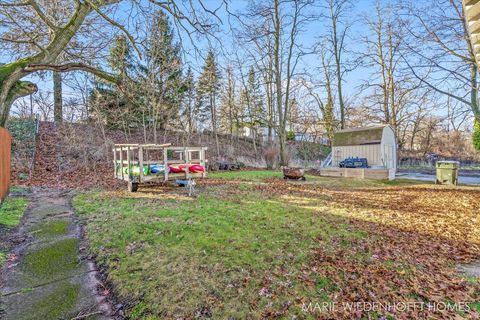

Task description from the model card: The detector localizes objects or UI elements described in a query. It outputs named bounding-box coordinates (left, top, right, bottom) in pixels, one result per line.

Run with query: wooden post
left=113, top=147, right=117, bottom=178
left=139, top=145, right=144, bottom=183
left=164, top=148, right=169, bottom=182
left=201, top=148, right=207, bottom=178
left=0, top=129, right=11, bottom=203
left=120, top=146, right=124, bottom=180
left=127, top=147, right=131, bottom=180
left=184, top=147, right=190, bottom=180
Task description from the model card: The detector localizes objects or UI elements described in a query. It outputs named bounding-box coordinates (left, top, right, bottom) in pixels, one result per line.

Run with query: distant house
left=331, top=125, right=397, bottom=170
left=238, top=126, right=329, bottom=145
left=238, top=126, right=273, bottom=141
left=292, top=132, right=312, bottom=142
left=238, top=126, right=255, bottom=139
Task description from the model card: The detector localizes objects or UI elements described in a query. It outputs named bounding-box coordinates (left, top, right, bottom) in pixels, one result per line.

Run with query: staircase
left=31, top=122, right=61, bottom=187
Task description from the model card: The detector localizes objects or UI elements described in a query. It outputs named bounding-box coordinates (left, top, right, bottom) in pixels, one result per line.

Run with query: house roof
left=332, top=125, right=388, bottom=147
left=464, top=0, right=480, bottom=67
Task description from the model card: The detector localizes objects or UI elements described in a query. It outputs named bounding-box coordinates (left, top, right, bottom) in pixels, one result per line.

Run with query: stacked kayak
left=188, top=164, right=206, bottom=173
left=150, top=164, right=165, bottom=173
left=120, top=166, right=150, bottom=176
left=118, top=164, right=205, bottom=176
left=168, top=165, right=184, bottom=173
left=168, top=164, right=206, bottom=173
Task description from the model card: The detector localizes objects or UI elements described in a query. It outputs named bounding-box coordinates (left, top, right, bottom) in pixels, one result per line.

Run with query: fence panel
left=0, top=128, right=11, bottom=202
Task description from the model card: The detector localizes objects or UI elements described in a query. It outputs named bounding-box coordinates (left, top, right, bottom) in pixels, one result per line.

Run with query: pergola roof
left=464, top=0, right=480, bottom=66
left=332, top=125, right=388, bottom=147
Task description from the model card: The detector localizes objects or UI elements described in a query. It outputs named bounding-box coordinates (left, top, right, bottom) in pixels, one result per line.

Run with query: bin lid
left=436, top=161, right=459, bottom=168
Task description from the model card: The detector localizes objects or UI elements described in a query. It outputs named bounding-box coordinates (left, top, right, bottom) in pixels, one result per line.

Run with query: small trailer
left=113, top=143, right=208, bottom=192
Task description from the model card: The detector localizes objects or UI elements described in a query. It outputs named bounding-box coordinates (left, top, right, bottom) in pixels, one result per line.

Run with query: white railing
left=321, top=152, right=332, bottom=168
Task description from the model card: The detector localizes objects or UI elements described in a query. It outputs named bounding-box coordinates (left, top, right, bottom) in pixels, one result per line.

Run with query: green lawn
left=75, top=187, right=342, bottom=318
left=0, top=187, right=29, bottom=265
left=0, top=191, right=28, bottom=228
left=209, top=170, right=426, bottom=187
left=74, top=171, right=480, bottom=319
left=208, top=170, right=285, bottom=180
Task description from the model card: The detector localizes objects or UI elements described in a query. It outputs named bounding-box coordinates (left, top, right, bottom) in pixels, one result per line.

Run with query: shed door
left=383, top=145, right=395, bottom=169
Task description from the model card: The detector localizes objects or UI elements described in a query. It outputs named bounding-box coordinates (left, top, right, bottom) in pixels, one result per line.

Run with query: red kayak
left=168, top=165, right=185, bottom=173
left=168, top=164, right=205, bottom=173
left=189, top=164, right=205, bottom=173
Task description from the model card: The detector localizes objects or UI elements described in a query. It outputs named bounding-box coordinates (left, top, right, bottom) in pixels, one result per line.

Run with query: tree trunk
left=211, top=93, right=220, bottom=157
left=331, top=10, right=345, bottom=129
left=53, top=71, right=63, bottom=124
left=336, top=65, right=345, bottom=129
left=471, top=64, right=480, bottom=123
left=0, top=78, right=38, bottom=126
left=0, top=2, right=101, bottom=127
left=274, top=0, right=287, bottom=166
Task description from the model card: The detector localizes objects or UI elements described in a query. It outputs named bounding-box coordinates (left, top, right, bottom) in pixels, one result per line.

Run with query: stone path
left=0, top=188, right=113, bottom=320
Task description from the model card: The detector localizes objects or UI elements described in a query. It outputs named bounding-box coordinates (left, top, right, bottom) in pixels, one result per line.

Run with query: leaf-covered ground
left=74, top=171, right=480, bottom=319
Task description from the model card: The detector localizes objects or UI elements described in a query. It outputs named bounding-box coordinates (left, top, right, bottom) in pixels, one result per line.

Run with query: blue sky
left=6, top=0, right=375, bottom=102
left=4, top=0, right=471, bottom=128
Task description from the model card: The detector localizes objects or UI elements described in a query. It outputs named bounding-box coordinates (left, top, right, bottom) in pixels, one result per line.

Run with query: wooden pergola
left=464, top=0, right=480, bottom=66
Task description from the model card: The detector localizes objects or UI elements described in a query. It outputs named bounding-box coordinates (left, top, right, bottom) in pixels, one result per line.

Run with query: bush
left=7, top=118, right=36, bottom=154
left=295, top=142, right=331, bottom=162
left=7, top=117, right=37, bottom=173
left=474, top=120, right=480, bottom=151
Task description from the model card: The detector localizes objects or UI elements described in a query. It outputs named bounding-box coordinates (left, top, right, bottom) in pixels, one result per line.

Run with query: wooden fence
left=0, top=128, right=11, bottom=203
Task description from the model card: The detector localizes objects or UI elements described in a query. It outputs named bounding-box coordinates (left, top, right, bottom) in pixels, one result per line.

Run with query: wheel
left=300, top=176, right=306, bottom=181
left=128, top=181, right=138, bottom=192
left=283, top=176, right=288, bottom=180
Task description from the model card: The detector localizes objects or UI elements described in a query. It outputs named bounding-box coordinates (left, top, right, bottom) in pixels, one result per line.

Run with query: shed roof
left=332, top=125, right=388, bottom=147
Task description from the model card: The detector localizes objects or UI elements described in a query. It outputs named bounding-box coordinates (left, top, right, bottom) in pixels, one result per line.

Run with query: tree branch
left=0, top=1, right=30, bottom=6
left=28, top=0, right=59, bottom=31
left=24, top=63, right=119, bottom=83
left=415, top=13, right=472, bottom=63
left=86, top=0, right=142, bottom=58
left=401, top=54, right=471, bottom=106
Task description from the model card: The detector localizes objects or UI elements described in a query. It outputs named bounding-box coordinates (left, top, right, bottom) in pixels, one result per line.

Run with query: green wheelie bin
left=435, top=161, right=459, bottom=185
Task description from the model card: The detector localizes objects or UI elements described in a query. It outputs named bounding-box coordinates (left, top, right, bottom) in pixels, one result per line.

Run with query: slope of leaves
left=12, top=121, right=271, bottom=189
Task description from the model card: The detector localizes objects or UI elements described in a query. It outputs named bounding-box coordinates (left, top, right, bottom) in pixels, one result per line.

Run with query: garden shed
left=332, top=125, right=397, bottom=170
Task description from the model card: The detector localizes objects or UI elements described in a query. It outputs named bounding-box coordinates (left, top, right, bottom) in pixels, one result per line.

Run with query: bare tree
left=233, top=7, right=276, bottom=145
left=33, top=91, right=53, bottom=121
left=303, top=45, right=337, bottom=145
left=0, top=0, right=222, bottom=127
left=402, top=0, right=480, bottom=123
left=219, top=65, right=239, bottom=136
left=273, top=0, right=313, bottom=165
left=359, top=1, right=422, bottom=148
left=178, top=67, right=198, bottom=143
left=233, top=0, right=313, bottom=164
left=197, top=50, right=222, bottom=156
left=323, top=0, right=353, bottom=129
